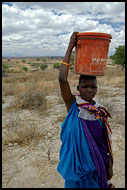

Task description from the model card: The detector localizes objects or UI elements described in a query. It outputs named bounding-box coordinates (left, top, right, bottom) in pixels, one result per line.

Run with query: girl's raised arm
left=59, top=32, right=78, bottom=112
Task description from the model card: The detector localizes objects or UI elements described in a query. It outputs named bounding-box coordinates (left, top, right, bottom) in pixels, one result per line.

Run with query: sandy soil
left=2, top=84, right=125, bottom=188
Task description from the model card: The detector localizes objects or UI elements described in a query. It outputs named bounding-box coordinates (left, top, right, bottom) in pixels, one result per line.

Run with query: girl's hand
left=107, top=157, right=113, bottom=180
left=68, top=32, right=78, bottom=49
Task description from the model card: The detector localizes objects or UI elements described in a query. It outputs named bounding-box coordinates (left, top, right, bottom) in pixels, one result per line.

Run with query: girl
left=57, top=32, right=114, bottom=188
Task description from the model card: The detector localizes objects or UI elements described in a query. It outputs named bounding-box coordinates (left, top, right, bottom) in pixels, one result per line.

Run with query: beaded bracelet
left=61, top=61, right=71, bottom=67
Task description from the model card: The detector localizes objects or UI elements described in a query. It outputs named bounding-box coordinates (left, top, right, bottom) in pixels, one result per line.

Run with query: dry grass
left=8, top=81, right=46, bottom=110
left=2, top=83, right=25, bottom=96
left=2, top=67, right=60, bottom=148
left=2, top=122, right=45, bottom=149
left=97, top=67, right=125, bottom=88
left=12, top=91, right=47, bottom=112
left=2, top=73, right=32, bottom=84
left=2, top=70, right=59, bottom=96
left=2, top=70, right=60, bottom=113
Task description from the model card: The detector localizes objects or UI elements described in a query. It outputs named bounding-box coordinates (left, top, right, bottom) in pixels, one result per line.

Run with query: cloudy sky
left=2, top=2, right=125, bottom=57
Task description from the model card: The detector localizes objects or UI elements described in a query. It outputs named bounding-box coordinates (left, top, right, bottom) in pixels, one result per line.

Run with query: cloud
left=2, top=2, right=125, bottom=57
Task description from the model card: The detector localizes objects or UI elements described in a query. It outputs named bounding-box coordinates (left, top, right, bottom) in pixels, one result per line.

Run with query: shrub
left=12, top=89, right=47, bottom=112
left=21, top=67, right=28, bottom=71
left=70, top=65, right=73, bottom=71
left=2, top=63, right=9, bottom=69
left=53, top=62, right=61, bottom=70
left=40, top=63, right=48, bottom=70
left=22, top=59, right=26, bottom=62
left=2, top=120, right=45, bottom=146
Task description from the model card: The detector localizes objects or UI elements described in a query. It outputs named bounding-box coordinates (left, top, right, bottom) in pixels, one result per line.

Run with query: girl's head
left=77, top=75, right=97, bottom=103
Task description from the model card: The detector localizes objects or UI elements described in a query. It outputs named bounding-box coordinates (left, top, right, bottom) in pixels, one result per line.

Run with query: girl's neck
left=88, top=99, right=96, bottom=105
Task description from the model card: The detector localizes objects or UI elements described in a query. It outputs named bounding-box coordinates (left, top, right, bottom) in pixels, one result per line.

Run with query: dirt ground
left=2, top=69, right=125, bottom=188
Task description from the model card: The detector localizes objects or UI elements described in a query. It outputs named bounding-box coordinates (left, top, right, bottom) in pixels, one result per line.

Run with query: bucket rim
left=77, top=32, right=112, bottom=39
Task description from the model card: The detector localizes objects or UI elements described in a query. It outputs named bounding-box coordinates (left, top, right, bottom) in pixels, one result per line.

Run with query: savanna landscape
left=2, top=57, right=125, bottom=188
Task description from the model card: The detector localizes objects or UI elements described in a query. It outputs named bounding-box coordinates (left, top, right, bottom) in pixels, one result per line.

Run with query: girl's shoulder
left=94, top=100, right=108, bottom=111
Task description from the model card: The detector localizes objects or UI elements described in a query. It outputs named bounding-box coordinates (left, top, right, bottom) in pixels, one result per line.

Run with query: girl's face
left=78, top=79, right=97, bottom=102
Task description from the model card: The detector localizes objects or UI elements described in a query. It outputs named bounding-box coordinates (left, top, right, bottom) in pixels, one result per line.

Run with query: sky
left=2, top=2, right=125, bottom=57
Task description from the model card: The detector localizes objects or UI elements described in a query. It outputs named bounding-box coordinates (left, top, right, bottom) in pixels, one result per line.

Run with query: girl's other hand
left=107, top=157, right=113, bottom=180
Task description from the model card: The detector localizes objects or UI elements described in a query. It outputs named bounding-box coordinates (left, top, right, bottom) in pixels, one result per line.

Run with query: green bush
left=53, top=62, right=61, bottom=70
left=40, top=63, right=48, bottom=70
left=22, top=59, right=26, bottom=63
left=22, top=67, right=28, bottom=71
left=70, top=65, right=73, bottom=71
left=2, top=63, right=9, bottom=69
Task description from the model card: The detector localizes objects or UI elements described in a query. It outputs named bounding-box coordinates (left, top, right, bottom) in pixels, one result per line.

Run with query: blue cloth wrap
left=57, top=102, right=99, bottom=187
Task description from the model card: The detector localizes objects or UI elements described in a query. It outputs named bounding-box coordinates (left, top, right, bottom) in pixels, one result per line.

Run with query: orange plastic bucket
left=74, top=32, right=112, bottom=76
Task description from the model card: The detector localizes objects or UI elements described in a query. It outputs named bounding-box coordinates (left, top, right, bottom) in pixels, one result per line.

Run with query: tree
left=22, top=59, right=26, bottom=63
left=40, top=63, right=48, bottom=70
left=110, top=45, right=125, bottom=70
left=22, top=66, right=28, bottom=71
left=53, top=62, right=61, bottom=70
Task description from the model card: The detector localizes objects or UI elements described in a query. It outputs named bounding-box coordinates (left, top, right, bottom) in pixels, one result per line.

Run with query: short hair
left=79, top=75, right=97, bottom=85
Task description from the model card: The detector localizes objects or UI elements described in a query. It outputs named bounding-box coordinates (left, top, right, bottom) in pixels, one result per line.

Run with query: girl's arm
left=59, top=32, right=78, bottom=112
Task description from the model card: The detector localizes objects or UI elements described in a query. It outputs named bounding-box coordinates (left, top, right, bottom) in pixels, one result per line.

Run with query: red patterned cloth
left=76, top=95, right=114, bottom=163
